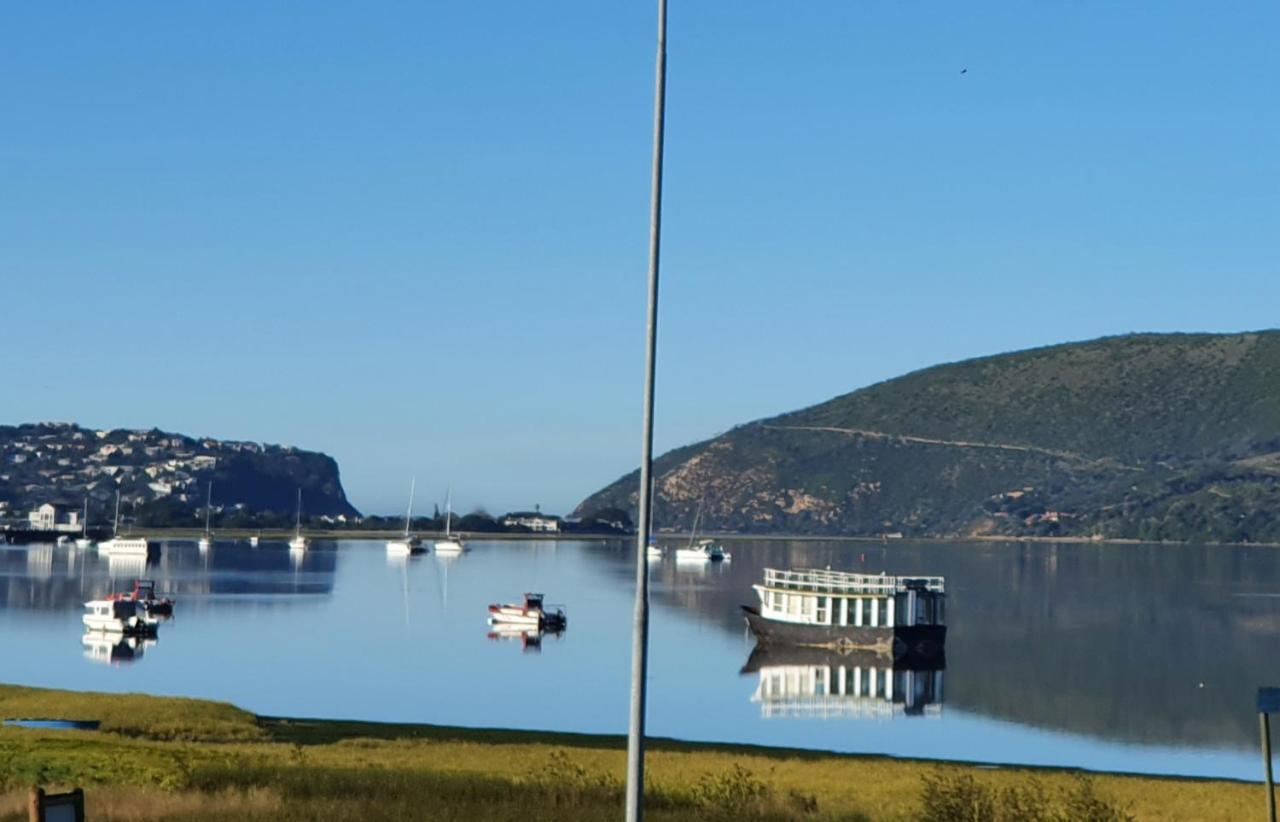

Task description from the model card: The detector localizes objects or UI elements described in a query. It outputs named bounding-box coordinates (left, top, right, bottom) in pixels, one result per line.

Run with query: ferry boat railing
left=762, top=568, right=945, bottom=595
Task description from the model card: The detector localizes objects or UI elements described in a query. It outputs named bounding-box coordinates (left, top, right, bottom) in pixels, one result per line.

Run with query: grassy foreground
left=0, top=684, right=1265, bottom=820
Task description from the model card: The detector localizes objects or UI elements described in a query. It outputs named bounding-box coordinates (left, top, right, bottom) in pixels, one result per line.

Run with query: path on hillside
left=760, top=424, right=1137, bottom=470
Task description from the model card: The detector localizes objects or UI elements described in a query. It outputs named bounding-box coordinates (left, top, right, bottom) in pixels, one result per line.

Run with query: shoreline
left=104, top=528, right=1280, bottom=550
left=0, top=683, right=1263, bottom=820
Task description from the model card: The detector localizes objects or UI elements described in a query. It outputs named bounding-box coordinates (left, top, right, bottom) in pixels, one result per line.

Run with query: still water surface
left=2, top=538, right=1277, bottom=780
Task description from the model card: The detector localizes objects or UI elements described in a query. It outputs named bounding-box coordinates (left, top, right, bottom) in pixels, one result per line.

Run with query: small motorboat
left=487, top=593, right=567, bottom=631
left=117, top=579, right=175, bottom=617
left=248, top=534, right=261, bottom=547
left=646, top=540, right=663, bottom=560
left=83, top=598, right=159, bottom=636
left=56, top=535, right=71, bottom=547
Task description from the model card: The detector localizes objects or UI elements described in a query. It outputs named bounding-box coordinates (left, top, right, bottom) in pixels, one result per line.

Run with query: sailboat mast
left=405, top=477, right=416, bottom=536
left=445, top=488, right=452, bottom=538
left=82, top=497, right=88, bottom=538
left=295, top=488, right=302, bottom=534
left=205, top=482, right=213, bottom=534
left=113, top=491, right=120, bottom=537
left=686, top=499, right=704, bottom=549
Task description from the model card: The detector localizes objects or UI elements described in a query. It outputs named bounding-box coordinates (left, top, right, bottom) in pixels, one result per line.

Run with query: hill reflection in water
left=624, top=538, right=1280, bottom=753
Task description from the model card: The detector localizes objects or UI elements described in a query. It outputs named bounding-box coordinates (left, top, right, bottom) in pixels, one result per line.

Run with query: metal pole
left=625, top=0, right=668, bottom=819
left=1264, top=712, right=1276, bottom=822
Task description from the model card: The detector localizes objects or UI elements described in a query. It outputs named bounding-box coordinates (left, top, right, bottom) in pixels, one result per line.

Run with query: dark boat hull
left=742, top=606, right=945, bottom=664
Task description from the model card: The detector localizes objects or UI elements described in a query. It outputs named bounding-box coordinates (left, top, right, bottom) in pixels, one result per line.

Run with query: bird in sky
left=960, top=68, right=968, bottom=74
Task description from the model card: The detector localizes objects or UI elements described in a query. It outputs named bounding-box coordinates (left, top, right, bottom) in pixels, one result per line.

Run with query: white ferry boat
left=743, top=567, right=945, bottom=662
left=82, top=598, right=159, bottom=636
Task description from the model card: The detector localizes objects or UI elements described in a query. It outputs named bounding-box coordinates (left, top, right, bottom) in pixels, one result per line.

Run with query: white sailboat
left=98, top=491, right=149, bottom=557
left=197, top=481, right=214, bottom=551
left=675, top=500, right=730, bottom=561
left=433, top=488, right=466, bottom=553
left=74, top=497, right=94, bottom=549
left=288, top=488, right=310, bottom=551
left=387, top=477, right=426, bottom=555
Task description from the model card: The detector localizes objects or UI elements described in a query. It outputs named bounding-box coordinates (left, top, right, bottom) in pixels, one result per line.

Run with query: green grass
left=0, top=683, right=1267, bottom=820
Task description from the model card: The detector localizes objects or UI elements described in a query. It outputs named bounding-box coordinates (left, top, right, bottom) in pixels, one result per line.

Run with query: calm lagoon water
left=2, top=537, right=1278, bottom=781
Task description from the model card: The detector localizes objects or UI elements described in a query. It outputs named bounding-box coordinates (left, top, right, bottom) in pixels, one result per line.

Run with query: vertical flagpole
left=626, top=0, right=668, bottom=819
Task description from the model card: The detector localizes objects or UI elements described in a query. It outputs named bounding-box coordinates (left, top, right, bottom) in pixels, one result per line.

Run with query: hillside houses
left=0, top=422, right=359, bottom=520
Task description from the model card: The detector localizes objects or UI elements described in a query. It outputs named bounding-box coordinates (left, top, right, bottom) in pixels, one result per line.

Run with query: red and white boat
left=487, top=593, right=567, bottom=631
left=109, top=579, right=175, bottom=617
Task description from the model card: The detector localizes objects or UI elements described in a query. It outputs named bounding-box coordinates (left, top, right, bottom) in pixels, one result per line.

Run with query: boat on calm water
left=488, top=593, right=567, bottom=631
left=386, top=478, right=426, bottom=556
left=742, top=567, right=945, bottom=662
left=82, top=598, right=159, bottom=636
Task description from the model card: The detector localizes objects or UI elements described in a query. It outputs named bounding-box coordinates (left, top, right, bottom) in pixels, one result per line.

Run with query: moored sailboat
left=289, top=488, right=310, bottom=551
left=74, top=497, right=94, bottom=549
left=433, top=488, right=466, bottom=553
left=197, top=481, right=214, bottom=551
left=387, top=477, right=426, bottom=555
left=98, top=491, right=150, bottom=557
left=673, top=501, right=730, bottom=561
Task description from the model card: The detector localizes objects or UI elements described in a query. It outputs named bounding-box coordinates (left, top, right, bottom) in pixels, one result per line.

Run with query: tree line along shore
left=0, top=684, right=1264, bottom=820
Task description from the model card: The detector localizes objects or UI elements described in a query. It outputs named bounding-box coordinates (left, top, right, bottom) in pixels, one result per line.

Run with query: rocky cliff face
left=0, top=422, right=359, bottom=523
left=577, top=332, right=1280, bottom=542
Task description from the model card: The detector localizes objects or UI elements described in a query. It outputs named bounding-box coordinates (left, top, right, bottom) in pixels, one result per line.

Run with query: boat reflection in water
left=82, top=632, right=156, bottom=665
left=742, top=646, right=944, bottom=720
left=107, top=553, right=151, bottom=582
left=487, top=623, right=564, bottom=654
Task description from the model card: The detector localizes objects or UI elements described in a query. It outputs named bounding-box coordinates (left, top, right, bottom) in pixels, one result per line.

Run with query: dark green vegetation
left=0, top=423, right=358, bottom=527
left=579, top=332, right=1280, bottom=542
left=0, top=684, right=1256, bottom=820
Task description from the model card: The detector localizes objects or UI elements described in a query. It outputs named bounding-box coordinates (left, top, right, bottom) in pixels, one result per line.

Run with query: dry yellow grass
left=0, top=683, right=1269, bottom=820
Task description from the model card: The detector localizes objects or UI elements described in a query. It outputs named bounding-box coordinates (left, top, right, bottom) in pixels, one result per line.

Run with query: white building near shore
left=27, top=503, right=82, bottom=533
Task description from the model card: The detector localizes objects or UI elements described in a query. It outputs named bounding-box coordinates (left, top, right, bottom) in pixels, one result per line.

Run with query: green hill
left=576, top=331, right=1280, bottom=542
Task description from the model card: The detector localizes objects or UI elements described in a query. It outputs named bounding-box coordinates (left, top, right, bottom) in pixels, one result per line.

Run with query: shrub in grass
left=920, top=768, right=1134, bottom=822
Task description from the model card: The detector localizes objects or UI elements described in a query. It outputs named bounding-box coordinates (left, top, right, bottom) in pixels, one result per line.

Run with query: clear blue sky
left=2, top=2, right=1276, bottom=516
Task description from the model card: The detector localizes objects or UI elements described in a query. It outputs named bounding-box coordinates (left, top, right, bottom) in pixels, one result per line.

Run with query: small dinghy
left=487, top=593, right=567, bottom=631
